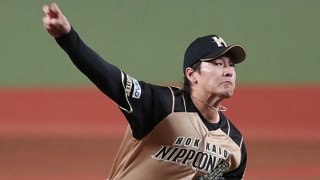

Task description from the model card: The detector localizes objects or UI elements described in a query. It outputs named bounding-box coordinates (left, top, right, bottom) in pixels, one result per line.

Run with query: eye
left=213, top=62, right=223, bottom=66
left=230, top=63, right=235, bottom=67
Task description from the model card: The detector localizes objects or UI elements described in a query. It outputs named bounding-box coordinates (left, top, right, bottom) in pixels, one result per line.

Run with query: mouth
left=221, top=81, right=233, bottom=85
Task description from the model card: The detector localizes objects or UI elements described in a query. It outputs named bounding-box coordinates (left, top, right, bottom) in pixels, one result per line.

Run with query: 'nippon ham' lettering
left=151, top=136, right=231, bottom=173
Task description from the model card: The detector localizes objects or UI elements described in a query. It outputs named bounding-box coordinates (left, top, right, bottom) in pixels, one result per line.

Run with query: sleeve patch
left=124, top=74, right=141, bottom=99
left=132, top=78, right=141, bottom=99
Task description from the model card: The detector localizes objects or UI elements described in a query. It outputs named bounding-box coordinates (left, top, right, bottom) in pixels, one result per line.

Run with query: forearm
left=55, top=27, right=124, bottom=101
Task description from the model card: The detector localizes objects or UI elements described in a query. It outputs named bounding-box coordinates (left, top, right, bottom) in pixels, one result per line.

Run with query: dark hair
left=182, top=61, right=201, bottom=95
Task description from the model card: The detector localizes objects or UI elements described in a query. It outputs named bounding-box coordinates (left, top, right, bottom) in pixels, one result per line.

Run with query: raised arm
left=42, top=3, right=173, bottom=139
left=42, top=3, right=126, bottom=107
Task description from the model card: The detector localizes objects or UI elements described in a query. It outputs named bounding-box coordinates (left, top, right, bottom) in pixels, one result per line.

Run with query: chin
left=223, top=93, right=233, bottom=98
left=222, top=89, right=234, bottom=98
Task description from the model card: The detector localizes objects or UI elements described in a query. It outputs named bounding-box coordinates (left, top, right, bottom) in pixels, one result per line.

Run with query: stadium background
left=1, top=0, right=320, bottom=179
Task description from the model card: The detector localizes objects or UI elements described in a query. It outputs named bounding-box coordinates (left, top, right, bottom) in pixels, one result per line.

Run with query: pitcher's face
left=196, top=55, right=236, bottom=98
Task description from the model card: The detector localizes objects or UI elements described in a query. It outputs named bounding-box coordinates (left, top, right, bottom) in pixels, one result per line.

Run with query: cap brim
left=200, top=44, right=246, bottom=64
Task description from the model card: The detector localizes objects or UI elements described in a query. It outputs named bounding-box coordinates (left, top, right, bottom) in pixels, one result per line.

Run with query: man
left=43, top=3, right=247, bottom=180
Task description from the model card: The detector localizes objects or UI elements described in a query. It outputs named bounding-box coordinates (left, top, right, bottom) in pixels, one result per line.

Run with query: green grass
left=1, top=0, right=319, bottom=87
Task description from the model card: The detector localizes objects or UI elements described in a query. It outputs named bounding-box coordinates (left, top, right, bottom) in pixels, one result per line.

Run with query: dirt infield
left=1, top=86, right=320, bottom=179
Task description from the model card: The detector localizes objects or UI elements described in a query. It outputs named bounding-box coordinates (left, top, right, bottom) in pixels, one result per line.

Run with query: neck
left=190, top=93, right=226, bottom=123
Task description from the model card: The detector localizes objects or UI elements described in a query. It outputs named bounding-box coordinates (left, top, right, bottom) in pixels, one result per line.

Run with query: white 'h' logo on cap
left=212, top=36, right=227, bottom=47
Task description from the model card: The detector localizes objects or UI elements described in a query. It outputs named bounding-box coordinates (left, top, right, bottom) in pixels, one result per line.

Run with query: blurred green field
left=1, top=0, right=320, bottom=87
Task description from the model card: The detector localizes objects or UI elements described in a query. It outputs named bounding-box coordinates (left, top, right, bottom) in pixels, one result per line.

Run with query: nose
left=223, top=66, right=234, bottom=77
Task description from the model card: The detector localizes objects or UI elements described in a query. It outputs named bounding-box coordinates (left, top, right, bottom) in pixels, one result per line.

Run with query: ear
left=185, top=67, right=198, bottom=84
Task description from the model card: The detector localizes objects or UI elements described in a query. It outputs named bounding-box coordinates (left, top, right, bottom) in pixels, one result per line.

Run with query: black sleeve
left=120, top=80, right=175, bottom=139
left=55, top=28, right=173, bottom=139
left=55, top=27, right=126, bottom=106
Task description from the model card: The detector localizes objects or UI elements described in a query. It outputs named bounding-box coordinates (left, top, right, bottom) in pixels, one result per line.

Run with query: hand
left=42, top=3, right=71, bottom=37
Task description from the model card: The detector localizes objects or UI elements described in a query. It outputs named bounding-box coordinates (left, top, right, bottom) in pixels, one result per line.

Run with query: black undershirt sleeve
left=55, top=27, right=126, bottom=106
left=55, top=28, right=172, bottom=139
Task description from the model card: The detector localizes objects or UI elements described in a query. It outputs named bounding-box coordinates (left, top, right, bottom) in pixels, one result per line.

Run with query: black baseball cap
left=183, top=34, right=246, bottom=72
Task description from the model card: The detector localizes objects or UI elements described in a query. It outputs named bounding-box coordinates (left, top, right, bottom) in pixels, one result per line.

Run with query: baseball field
left=1, top=1, right=320, bottom=179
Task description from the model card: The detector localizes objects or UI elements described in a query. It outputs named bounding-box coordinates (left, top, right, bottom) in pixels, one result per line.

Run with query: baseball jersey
left=56, top=28, right=247, bottom=180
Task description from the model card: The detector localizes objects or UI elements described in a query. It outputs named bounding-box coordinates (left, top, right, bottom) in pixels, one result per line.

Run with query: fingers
left=42, top=16, right=58, bottom=27
left=51, top=3, right=62, bottom=15
left=42, top=5, right=49, bottom=15
left=42, top=3, right=60, bottom=18
left=42, top=5, right=59, bottom=31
